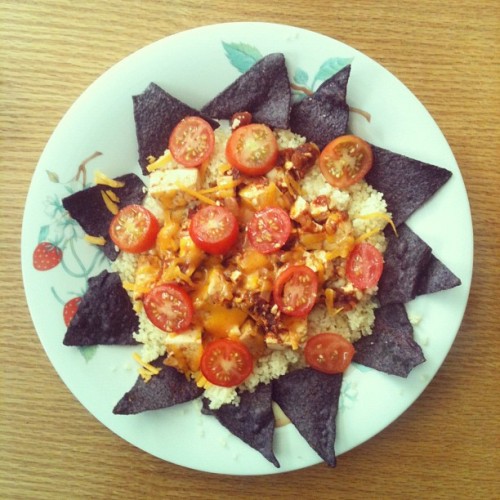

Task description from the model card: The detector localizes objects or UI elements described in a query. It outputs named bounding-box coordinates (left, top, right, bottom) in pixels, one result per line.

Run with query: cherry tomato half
left=247, top=207, right=292, bottom=254
left=189, top=205, right=239, bottom=255
left=168, top=116, right=215, bottom=167
left=273, top=265, right=318, bottom=317
left=143, top=283, right=193, bottom=333
left=345, top=242, right=384, bottom=290
left=200, top=339, right=254, bottom=387
left=319, top=135, right=373, bottom=189
left=109, top=204, right=160, bottom=253
left=225, top=123, right=279, bottom=176
left=304, top=333, right=355, bottom=374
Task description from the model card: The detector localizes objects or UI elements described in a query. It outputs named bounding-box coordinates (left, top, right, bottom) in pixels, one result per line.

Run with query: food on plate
left=63, top=270, right=138, bottom=346
left=353, top=303, right=425, bottom=377
left=202, top=383, right=279, bottom=468
left=201, top=53, right=291, bottom=129
left=113, top=356, right=203, bottom=414
left=365, top=145, right=452, bottom=227
left=62, top=173, right=147, bottom=260
left=416, top=253, right=462, bottom=296
left=60, top=53, right=462, bottom=469
left=133, top=83, right=218, bottom=175
left=377, top=224, right=433, bottom=305
left=319, top=134, right=373, bottom=189
left=272, top=368, right=342, bottom=467
left=289, top=65, right=350, bottom=150
left=109, top=205, right=160, bottom=254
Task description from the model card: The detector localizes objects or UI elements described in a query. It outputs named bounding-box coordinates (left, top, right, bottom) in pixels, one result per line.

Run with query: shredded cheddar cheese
left=105, top=189, right=120, bottom=203
left=101, top=190, right=119, bottom=215
left=175, top=182, right=217, bottom=205
left=356, top=212, right=398, bottom=236
left=133, top=352, right=161, bottom=382
left=84, top=234, right=106, bottom=246
left=147, top=151, right=173, bottom=172
left=94, top=170, right=125, bottom=188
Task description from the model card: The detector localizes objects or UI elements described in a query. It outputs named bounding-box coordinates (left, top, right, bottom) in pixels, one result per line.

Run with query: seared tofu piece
left=149, top=168, right=199, bottom=209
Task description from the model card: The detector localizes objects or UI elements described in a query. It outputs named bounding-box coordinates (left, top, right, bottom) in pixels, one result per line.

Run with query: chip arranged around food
left=59, top=52, right=461, bottom=468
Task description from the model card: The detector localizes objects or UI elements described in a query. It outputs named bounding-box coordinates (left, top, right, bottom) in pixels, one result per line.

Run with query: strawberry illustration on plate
left=63, top=297, right=82, bottom=326
left=33, top=242, right=63, bottom=271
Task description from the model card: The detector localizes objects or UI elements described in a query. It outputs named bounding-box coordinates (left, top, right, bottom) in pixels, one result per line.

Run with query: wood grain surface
left=1, top=1, right=499, bottom=499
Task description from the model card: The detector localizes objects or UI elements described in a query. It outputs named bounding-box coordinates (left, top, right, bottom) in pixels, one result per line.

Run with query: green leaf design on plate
left=38, top=224, right=50, bottom=243
left=312, top=56, right=353, bottom=89
left=46, top=170, right=60, bottom=183
left=79, top=345, right=98, bottom=362
left=293, top=67, right=309, bottom=85
left=222, top=42, right=262, bottom=73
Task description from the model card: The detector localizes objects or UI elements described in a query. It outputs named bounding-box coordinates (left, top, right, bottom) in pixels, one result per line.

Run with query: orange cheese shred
left=175, top=182, right=217, bottom=205
left=133, top=352, right=161, bottom=382
left=94, top=170, right=125, bottom=188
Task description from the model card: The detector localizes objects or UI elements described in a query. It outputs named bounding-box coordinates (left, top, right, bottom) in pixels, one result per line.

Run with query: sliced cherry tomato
left=345, top=242, right=384, bottom=290
left=247, top=207, right=292, bottom=254
left=109, top=204, right=160, bottom=253
left=168, top=116, right=215, bottom=167
left=304, top=333, right=355, bottom=374
left=273, top=265, right=318, bottom=317
left=225, top=123, right=279, bottom=176
left=200, top=339, right=254, bottom=387
left=189, top=205, right=239, bottom=255
left=319, top=135, right=373, bottom=189
left=143, top=283, right=193, bottom=332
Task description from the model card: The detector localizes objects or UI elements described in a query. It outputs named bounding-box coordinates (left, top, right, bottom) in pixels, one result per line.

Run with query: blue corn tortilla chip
left=113, top=357, right=203, bottom=415
left=133, top=83, right=219, bottom=175
left=63, top=270, right=138, bottom=346
left=353, top=303, right=425, bottom=377
left=378, top=224, right=433, bottom=306
left=202, top=383, right=279, bottom=467
left=62, top=173, right=146, bottom=261
left=272, top=368, right=342, bottom=467
left=365, top=145, right=452, bottom=227
left=289, top=65, right=350, bottom=150
left=201, top=53, right=291, bottom=129
left=416, top=253, right=462, bottom=296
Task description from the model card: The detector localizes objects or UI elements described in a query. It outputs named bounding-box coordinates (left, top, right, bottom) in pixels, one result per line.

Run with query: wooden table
left=1, top=1, right=498, bottom=498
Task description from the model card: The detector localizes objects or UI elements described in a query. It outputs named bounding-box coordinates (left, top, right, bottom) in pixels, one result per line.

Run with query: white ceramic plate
left=21, top=22, right=473, bottom=475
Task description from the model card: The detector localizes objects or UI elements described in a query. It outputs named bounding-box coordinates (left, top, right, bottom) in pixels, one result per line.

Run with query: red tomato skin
left=319, top=135, right=373, bottom=189
left=200, top=339, right=254, bottom=387
left=247, top=207, right=292, bottom=254
left=345, top=242, right=384, bottom=290
left=143, top=283, right=194, bottom=333
left=168, top=116, right=215, bottom=167
left=273, top=265, right=318, bottom=317
left=304, top=333, right=355, bottom=374
left=189, top=205, right=239, bottom=255
left=109, top=205, right=160, bottom=254
left=225, top=124, right=279, bottom=176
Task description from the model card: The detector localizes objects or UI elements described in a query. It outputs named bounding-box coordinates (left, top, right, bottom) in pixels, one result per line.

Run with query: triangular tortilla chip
left=289, top=65, right=350, bottom=150
left=353, top=303, right=425, bottom=377
left=201, top=53, right=291, bottom=129
left=378, top=224, right=433, bottom=306
left=113, top=357, right=203, bottom=414
left=365, top=145, right=452, bottom=227
left=63, top=270, right=138, bottom=346
left=202, top=383, right=279, bottom=467
left=133, top=83, right=219, bottom=175
left=62, top=173, right=146, bottom=261
left=272, top=368, right=342, bottom=467
left=416, top=253, right=462, bottom=296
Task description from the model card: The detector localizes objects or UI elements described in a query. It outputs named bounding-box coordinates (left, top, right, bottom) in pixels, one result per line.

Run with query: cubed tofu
left=149, top=168, right=199, bottom=209
left=289, top=196, right=309, bottom=223
left=164, top=327, right=203, bottom=373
